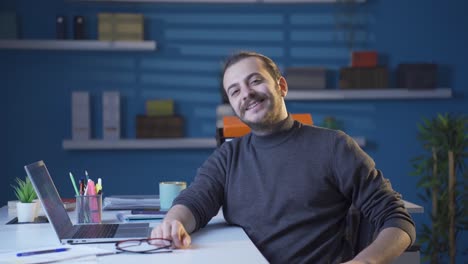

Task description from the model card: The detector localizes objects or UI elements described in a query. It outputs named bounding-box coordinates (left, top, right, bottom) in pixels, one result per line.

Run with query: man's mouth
left=244, top=99, right=265, bottom=111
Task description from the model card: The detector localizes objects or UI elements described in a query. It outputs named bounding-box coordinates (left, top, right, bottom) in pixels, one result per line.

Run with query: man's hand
left=151, top=219, right=192, bottom=249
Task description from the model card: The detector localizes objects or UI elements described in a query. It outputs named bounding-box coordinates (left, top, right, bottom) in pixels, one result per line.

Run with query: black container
left=73, top=16, right=85, bottom=39
left=397, top=63, right=437, bottom=89
left=56, top=15, right=66, bottom=39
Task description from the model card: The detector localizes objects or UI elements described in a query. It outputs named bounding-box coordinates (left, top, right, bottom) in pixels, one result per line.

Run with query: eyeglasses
left=115, top=238, right=173, bottom=254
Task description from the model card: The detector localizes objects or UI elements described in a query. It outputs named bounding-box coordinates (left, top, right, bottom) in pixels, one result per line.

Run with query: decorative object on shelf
left=410, top=113, right=468, bottom=264
left=103, top=91, right=121, bottom=140
left=339, top=66, right=388, bottom=89
left=11, top=177, right=38, bottom=223
left=98, top=13, right=144, bottom=41
left=72, top=91, right=91, bottom=140
left=56, top=15, right=66, bottom=39
left=74, top=15, right=85, bottom=40
left=0, top=12, right=18, bottom=39
left=397, top=63, right=437, bottom=89
left=285, top=67, right=327, bottom=90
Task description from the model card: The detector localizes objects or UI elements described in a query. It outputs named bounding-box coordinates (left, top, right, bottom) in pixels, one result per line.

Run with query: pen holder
left=76, top=194, right=102, bottom=224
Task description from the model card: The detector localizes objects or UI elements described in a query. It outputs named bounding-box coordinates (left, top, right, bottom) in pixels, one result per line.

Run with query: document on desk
left=0, top=245, right=114, bottom=264
left=103, top=195, right=160, bottom=210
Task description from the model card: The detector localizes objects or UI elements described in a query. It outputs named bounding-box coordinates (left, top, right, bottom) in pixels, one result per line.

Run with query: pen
left=85, top=170, right=90, bottom=181
left=69, top=172, right=79, bottom=196
left=17, top=247, right=69, bottom=257
left=96, top=178, right=102, bottom=195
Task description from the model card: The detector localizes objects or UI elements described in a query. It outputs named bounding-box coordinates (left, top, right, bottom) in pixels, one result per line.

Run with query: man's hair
left=220, top=51, right=281, bottom=102
left=222, top=51, right=281, bottom=82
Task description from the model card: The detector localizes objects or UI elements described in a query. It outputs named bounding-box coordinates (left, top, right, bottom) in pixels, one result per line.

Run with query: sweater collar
left=250, top=114, right=299, bottom=148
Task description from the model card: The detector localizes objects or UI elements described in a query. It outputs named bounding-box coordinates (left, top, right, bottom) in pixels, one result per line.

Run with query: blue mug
left=159, top=181, right=187, bottom=210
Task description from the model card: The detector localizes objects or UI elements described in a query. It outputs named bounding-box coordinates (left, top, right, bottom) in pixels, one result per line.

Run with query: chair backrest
left=216, top=113, right=313, bottom=146
left=223, top=113, right=313, bottom=138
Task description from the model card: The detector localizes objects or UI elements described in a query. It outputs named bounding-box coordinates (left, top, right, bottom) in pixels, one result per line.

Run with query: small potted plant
left=11, top=177, right=38, bottom=222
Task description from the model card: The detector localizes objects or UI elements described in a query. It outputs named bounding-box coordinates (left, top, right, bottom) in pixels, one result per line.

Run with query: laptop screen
left=25, top=160, right=74, bottom=239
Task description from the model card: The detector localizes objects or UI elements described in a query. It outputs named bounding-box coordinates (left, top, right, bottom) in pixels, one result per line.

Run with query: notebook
left=24, top=160, right=150, bottom=244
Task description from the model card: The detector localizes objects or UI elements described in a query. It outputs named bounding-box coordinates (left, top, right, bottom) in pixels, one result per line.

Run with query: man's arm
left=344, top=227, right=411, bottom=264
left=150, top=204, right=196, bottom=248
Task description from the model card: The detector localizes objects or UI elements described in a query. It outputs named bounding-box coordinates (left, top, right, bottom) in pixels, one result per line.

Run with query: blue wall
left=2, top=0, right=467, bottom=261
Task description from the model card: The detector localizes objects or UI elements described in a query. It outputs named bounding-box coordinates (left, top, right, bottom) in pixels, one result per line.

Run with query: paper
left=103, top=195, right=160, bottom=210
left=0, top=245, right=114, bottom=264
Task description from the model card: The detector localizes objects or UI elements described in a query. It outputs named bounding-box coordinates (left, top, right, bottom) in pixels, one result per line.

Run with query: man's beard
left=239, top=86, right=282, bottom=131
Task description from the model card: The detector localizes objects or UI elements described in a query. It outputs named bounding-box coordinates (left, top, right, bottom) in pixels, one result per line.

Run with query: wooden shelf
left=0, top=40, right=156, bottom=51
left=286, top=88, right=452, bottom=101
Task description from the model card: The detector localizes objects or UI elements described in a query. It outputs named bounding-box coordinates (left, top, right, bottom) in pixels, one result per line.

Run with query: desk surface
left=0, top=206, right=268, bottom=263
left=0, top=200, right=423, bottom=263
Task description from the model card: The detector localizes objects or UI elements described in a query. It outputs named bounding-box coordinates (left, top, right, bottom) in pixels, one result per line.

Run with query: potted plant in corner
left=411, top=113, right=468, bottom=264
left=11, top=177, right=38, bottom=222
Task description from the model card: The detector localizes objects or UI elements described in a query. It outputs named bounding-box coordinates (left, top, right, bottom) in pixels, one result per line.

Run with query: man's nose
left=240, top=85, right=255, bottom=101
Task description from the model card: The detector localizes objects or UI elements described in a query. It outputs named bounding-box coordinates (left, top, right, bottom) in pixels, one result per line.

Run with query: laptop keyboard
left=73, top=224, right=119, bottom=238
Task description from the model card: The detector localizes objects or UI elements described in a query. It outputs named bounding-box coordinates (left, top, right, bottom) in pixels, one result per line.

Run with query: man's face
left=223, top=57, right=286, bottom=128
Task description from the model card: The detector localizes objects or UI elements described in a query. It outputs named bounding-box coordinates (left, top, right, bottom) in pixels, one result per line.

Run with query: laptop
left=24, top=160, right=151, bottom=244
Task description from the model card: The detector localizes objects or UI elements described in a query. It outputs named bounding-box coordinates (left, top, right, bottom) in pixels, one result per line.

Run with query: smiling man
left=151, top=51, right=416, bottom=264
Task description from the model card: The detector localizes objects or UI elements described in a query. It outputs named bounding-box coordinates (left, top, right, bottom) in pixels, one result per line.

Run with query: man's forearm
left=352, top=227, right=411, bottom=264
left=164, top=204, right=197, bottom=233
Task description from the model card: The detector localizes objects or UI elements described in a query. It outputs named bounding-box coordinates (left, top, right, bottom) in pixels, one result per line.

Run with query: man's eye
left=230, top=90, right=239, bottom=97
left=251, top=79, right=262, bottom=85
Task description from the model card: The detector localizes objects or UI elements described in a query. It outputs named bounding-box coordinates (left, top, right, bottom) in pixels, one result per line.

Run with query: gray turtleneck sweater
left=174, top=116, right=415, bottom=263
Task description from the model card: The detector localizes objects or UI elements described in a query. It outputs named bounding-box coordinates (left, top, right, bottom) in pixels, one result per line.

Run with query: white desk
left=0, top=206, right=267, bottom=263
left=0, top=201, right=423, bottom=263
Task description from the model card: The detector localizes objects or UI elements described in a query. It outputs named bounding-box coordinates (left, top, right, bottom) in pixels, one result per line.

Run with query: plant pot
left=17, top=201, right=38, bottom=223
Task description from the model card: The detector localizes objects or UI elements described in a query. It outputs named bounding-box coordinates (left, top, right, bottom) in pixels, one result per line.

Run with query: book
left=116, top=212, right=165, bottom=222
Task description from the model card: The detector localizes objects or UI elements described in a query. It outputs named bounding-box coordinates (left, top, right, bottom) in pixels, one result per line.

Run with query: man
left=151, top=51, right=415, bottom=263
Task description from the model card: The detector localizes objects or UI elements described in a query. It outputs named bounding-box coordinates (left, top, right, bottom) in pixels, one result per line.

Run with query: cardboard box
left=146, top=99, right=174, bottom=116
left=72, top=92, right=91, bottom=140
left=285, top=67, right=327, bottom=90
left=339, top=67, right=388, bottom=89
left=103, top=91, right=120, bottom=140
left=136, top=115, right=184, bottom=138
left=397, top=63, right=437, bottom=89
left=98, top=13, right=144, bottom=41
left=351, top=51, right=378, bottom=68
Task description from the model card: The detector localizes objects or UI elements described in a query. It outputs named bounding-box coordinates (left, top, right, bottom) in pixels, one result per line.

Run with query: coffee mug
left=159, top=181, right=187, bottom=210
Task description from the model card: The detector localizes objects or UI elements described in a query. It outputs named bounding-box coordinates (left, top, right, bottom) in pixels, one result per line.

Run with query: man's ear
left=278, top=76, right=288, bottom=97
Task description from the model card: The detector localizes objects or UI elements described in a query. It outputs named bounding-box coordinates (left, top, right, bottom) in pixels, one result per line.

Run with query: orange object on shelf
left=351, top=51, right=378, bottom=68
left=223, top=113, right=313, bottom=138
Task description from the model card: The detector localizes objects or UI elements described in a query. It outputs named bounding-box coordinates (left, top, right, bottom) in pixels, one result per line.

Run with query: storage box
left=102, top=91, right=120, bottom=140
left=351, top=51, right=378, bottom=68
left=146, top=99, right=174, bottom=116
left=397, top=63, right=437, bottom=89
left=72, top=92, right=91, bottom=140
left=339, top=67, right=389, bottom=89
left=136, top=115, right=184, bottom=138
left=98, top=13, right=144, bottom=41
left=285, top=67, right=327, bottom=90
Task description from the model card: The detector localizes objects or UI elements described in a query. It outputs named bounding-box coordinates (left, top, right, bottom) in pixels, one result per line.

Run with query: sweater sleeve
left=332, top=131, right=416, bottom=246
left=172, top=146, right=228, bottom=232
